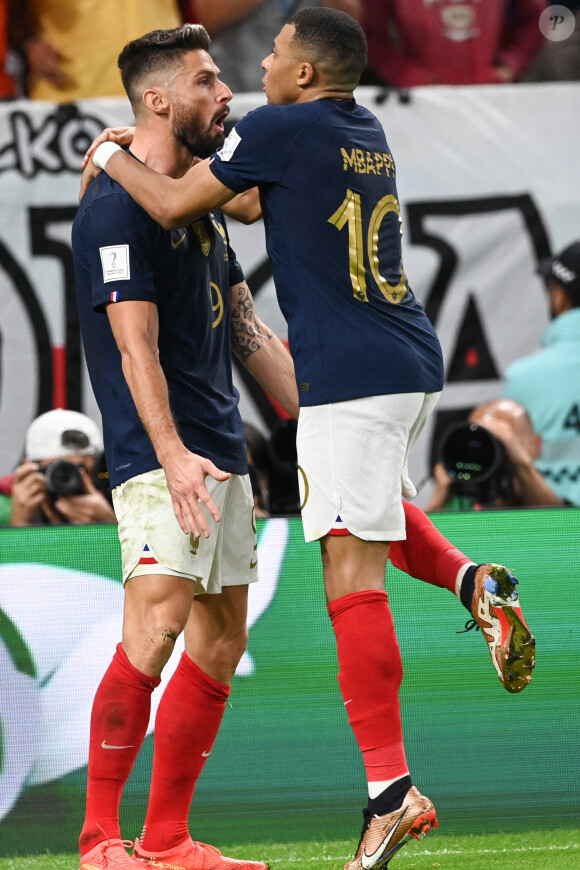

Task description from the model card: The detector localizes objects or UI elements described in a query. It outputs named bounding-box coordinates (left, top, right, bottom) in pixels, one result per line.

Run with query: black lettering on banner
left=0, top=106, right=128, bottom=178
left=406, top=194, right=552, bottom=465
left=446, top=295, right=500, bottom=382
left=0, top=238, right=53, bottom=417
left=29, top=206, right=81, bottom=410
left=407, top=194, right=551, bottom=328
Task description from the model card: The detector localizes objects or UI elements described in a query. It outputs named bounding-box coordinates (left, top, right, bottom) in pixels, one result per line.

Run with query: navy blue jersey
left=72, top=166, right=248, bottom=488
left=210, top=99, right=444, bottom=406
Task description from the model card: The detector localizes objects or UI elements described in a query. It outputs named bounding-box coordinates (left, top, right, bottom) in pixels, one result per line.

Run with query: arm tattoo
left=230, top=282, right=273, bottom=362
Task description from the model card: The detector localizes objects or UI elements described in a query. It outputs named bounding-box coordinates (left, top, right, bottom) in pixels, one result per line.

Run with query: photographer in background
left=427, top=398, right=563, bottom=511
left=7, top=408, right=116, bottom=527
left=504, top=241, right=580, bottom=507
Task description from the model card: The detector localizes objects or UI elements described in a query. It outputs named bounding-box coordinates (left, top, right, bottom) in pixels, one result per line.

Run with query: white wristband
left=93, top=141, right=122, bottom=171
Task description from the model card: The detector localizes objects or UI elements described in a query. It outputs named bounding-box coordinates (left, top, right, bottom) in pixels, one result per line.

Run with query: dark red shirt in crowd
left=363, top=0, right=546, bottom=87
left=0, top=0, right=16, bottom=98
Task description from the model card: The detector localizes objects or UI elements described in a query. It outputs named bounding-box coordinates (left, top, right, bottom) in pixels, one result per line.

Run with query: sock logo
left=361, top=805, right=408, bottom=869
left=101, top=740, right=136, bottom=750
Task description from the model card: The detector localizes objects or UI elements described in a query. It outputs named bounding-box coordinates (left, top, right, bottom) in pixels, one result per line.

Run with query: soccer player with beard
left=72, top=25, right=297, bottom=870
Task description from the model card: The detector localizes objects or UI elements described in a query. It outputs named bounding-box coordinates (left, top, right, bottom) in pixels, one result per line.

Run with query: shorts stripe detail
left=328, top=515, right=351, bottom=536
left=138, top=544, right=158, bottom=565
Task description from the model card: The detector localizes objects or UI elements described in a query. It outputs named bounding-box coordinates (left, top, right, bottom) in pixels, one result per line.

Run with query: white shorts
left=296, top=392, right=440, bottom=543
left=112, top=468, right=258, bottom=593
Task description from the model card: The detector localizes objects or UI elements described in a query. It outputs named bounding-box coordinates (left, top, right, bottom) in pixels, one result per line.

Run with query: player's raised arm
left=80, top=146, right=236, bottom=230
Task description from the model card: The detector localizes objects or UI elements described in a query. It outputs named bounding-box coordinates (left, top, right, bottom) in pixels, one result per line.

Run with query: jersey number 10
left=329, top=188, right=408, bottom=305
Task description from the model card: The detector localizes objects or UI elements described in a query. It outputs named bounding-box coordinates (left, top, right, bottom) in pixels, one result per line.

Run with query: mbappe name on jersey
left=341, top=147, right=395, bottom=177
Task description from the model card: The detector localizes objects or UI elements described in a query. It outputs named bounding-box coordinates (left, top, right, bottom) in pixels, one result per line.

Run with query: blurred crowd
left=0, top=0, right=579, bottom=103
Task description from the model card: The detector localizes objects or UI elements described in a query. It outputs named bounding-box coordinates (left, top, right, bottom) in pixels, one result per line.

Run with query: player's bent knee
left=209, top=624, right=249, bottom=678
left=123, top=618, right=186, bottom=675
left=219, top=623, right=248, bottom=665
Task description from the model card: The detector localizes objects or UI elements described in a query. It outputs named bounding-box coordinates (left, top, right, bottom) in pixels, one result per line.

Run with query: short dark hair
left=287, top=7, right=367, bottom=89
left=118, top=24, right=211, bottom=109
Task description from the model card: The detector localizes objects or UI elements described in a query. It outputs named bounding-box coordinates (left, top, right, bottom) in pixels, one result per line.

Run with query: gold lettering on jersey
left=329, top=188, right=408, bottom=305
left=368, top=194, right=408, bottom=303
left=210, top=282, right=224, bottom=328
left=341, top=147, right=394, bottom=177
left=328, top=188, right=368, bottom=302
left=192, top=221, right=211, bottom=256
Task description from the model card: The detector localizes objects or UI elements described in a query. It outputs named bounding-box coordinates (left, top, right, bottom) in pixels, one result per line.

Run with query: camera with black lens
left=438, top=422, right=514, bottom=506
left=39, top=459, right=85, bottom=497
left=38, top=451, right=112, bottom=502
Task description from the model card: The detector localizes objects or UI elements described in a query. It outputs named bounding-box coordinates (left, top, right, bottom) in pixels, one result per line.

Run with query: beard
left=172, top=101, right=225, bottom=159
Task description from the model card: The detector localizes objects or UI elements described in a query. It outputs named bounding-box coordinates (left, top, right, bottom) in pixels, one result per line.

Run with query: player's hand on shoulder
left=79, top=158, right=102, bottom=201
left=161, top=446, right=230, bottom=539
left=81, top=126, right=136, bottom=169
left=79, top=126, right=136, bottom=201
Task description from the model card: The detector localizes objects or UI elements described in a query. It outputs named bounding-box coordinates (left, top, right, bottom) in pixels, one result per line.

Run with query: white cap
left=25, top=409, right=103, bottom=462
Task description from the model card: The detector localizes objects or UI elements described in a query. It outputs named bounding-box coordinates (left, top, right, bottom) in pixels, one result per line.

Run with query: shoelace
left=182, top=841, right=222, bottom=859
left=94, top=840, right=136, bottom=868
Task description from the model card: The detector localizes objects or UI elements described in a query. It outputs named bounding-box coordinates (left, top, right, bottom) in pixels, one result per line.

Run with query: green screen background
left=0, top=509, right=579, bottom=855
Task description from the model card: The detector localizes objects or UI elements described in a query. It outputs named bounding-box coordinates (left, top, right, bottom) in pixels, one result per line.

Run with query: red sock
left=140, top=652, right=230, bottom=852
left=328, top=590, right=408, bottom=784
left=389, top=500, right=470, bottom=594
left=79, top=643, right=160, bottom=854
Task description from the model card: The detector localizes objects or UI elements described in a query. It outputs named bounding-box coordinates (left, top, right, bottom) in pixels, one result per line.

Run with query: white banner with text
left=1, top=83, right=578, bottom=504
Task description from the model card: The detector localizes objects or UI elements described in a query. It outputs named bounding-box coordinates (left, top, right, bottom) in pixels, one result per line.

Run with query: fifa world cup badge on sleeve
left=99, top=245, right=130, bottom=283
left=215, top=127, right=241, bottom=163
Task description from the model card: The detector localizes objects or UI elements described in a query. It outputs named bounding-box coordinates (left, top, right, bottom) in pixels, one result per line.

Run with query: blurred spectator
left=522, top=0, right=580, bottom=82
left=5, top=408, right=116, bottom=527
left=504, top=241, right=580, bottom=506
left=17, top=0, right=181, bottom=102
left=187, top=0, right=362, bottom=92
left=244, top=419, right=300, bottom=516
left=244, top=421, right=274, bottom=516
left=427, top=398, right=563, bottom=510
left=0, top=0, right=18, bottom=98
left=268, top=418, right=300, bottom=515
left=0, top=472, right=12, bottom=524
left=361, top=0, right=546, bottom=88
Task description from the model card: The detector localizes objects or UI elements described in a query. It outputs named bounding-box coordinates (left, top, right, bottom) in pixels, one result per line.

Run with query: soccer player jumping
left=83, top=10, right=535, bottom=869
